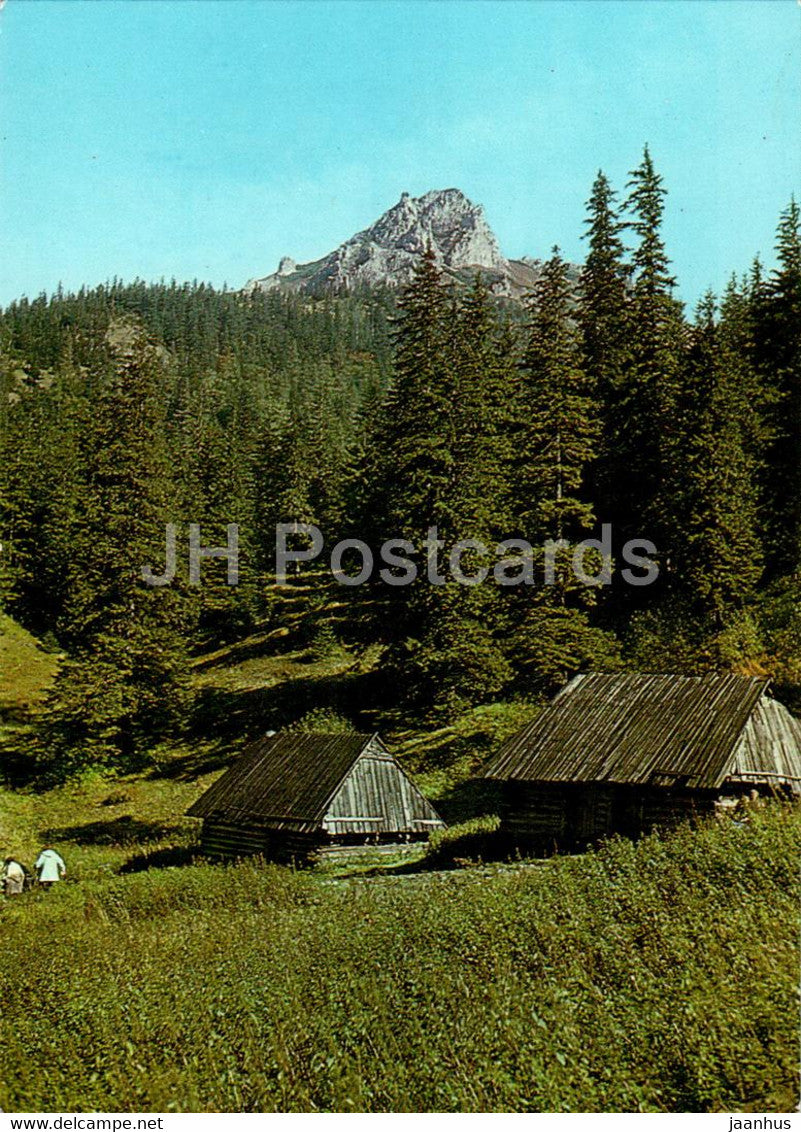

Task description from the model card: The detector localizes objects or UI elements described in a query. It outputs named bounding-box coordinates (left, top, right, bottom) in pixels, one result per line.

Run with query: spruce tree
left=450, top=274, right=518, bottom=544
left=754, top=199, right=801, bottom=576
left=516, top=249, right=597, bottom=543
left=670, top=292, right=764, bottom=632
left=578, top=171, right=632, bottom=545
left=42, top=320, right=192, bottom=775
left=363, top=256, right=513, bottom=712
left=512, top=249, right=619, bottom=689
left=174, top=360, right=258, bottom=642
left=0, top=356, right=86, bottom=634
left=370, top=246, right=455, bottom=545
left=622, top=146, right=686, bottom=569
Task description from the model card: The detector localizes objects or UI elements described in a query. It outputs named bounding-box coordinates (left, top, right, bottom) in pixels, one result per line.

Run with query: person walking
left=35, top=846, right=66, bottom=889
left=2, top=857, right=26, bottom=897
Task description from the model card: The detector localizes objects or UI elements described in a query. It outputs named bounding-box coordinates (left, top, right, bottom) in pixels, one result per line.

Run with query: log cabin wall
left=200, top=817, right=270, bottom=858
left=503, top=783, right=618, bottom=845
left=501, top=783, right=719, bottom=849
left=200, top=818, right=319, bottom=862
left=503, top=783, right=567, bottom=843
left=636, top=788, right=716, bottom=832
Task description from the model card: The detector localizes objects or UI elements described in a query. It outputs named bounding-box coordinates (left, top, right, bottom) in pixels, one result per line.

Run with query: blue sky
left=0, top=0, right=798, bottom=308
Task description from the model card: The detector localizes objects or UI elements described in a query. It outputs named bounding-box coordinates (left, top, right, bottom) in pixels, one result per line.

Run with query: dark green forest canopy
left=0, top=159, right=799, bottom=777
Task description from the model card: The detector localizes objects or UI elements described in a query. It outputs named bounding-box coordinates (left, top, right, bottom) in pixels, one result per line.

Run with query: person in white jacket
left=35, top=847, right=66, bottom=889
left=2, top=857, right=26, bottom=896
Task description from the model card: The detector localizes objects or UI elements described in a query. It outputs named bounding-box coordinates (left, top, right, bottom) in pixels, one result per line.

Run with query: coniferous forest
left=1, top=150, right=800, bottom=781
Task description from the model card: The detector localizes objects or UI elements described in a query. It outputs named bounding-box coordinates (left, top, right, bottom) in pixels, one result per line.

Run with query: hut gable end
left=323, top=738, right=445, bottom=837
left=727, top=696, right=801, bottom=790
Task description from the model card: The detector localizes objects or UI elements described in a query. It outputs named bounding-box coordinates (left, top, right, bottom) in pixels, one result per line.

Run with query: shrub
left=426, top=814, right=502, bottom=867
left=287, top=708, right=356, bottom=733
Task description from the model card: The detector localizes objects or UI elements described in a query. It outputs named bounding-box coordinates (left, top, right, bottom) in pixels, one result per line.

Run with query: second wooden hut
left=484, top=672, right=801, bottom=850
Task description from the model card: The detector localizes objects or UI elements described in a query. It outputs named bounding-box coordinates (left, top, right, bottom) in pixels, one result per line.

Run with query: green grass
left=0, top=761, right=207, bottom=876
left=0, top=614, right=61, bottom=787
left=0, top=614, right=59, bottom=718
left=0, top=804, right=798, bottom=1113
left=0, top=624, right=798, bottom=1112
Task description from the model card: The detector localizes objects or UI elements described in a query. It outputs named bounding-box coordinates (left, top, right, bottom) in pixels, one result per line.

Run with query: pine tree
left=578, top=171, right=632, bottom=543
left=41, top=320, right=193, bottom=775
left=512, top=249, right=619, bottom=689
left=622, top=146, right=687, bottom=567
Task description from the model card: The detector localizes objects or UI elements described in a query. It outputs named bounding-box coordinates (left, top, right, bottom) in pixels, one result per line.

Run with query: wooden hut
left=187, top=731, right=445, bottom=861
left=484, top=673, right=801, bottom=849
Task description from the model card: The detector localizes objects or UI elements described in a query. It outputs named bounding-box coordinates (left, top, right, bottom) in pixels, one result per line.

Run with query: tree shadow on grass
left=0, top=725, right=39, bottom=789
left=190, top=627, right=292, bottom=673
left=144, top=666, right=387, bottom=785
left=432, top=777, right=505, bottom=826
left=42, top=815, right=182, bottom=847
left=146, top=738, right=235, bottom=783
left=118, top=845, right=201, bottom=874
left=189, top=665, right=388, bottom=745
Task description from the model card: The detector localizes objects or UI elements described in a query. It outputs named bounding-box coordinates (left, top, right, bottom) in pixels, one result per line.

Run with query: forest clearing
left=0, top=616, right=798, bottom=1114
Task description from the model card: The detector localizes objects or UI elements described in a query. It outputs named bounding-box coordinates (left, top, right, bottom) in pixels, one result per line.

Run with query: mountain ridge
left=243, top=188, right=552, bottom=298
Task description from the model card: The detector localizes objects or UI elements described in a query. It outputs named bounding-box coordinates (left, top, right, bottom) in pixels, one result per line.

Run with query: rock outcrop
left=244, top=189, right=549, bottom=298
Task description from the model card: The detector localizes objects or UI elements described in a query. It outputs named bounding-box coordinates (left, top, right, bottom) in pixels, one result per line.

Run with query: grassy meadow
left=0, top=617, right=799, bottom=1113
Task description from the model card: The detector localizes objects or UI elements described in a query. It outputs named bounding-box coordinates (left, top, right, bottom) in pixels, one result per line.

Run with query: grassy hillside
left=0, top=804, right=797, bottom=1113
left=0, top=614, right=60, bottom=791
left=0, top=614, right=59, bottom=713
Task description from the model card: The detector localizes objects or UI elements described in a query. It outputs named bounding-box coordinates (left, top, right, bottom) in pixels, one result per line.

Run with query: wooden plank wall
left=729, top=698, right=801, bottom=790
left=323, top=752, right=441, bottom=838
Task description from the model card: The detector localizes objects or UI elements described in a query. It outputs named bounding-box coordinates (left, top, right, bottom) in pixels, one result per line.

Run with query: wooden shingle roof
left=187, top=731, right=446, bottom=835
left=187, top=732, right=376, bottom=828
left=485, top=673, right=776, bottom=790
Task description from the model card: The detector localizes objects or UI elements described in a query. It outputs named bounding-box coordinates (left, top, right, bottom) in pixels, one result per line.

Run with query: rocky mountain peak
left=244, top=189, right=548, bottom=298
